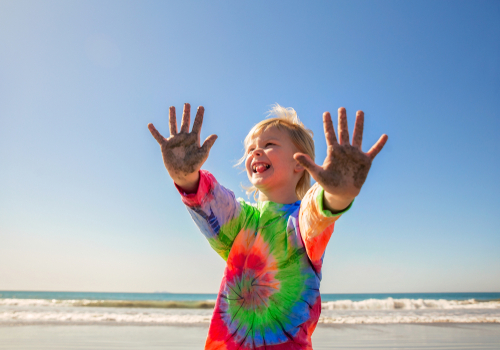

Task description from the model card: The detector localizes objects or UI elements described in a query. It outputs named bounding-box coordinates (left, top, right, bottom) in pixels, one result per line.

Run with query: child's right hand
left=148, top=103, right=218, bottom=193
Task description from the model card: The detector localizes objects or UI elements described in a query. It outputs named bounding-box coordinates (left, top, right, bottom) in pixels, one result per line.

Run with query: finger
left=352, top=110, right=364, bottom=149
left=191, top=106, right=205, bottom=145
left=293, top=153, right=322, bottom=179
left=180, top=103, right=191, bottom=133
left=367, top=134, right=388, bottom=160
left=201, top=134, right=218, bottom=154
left=169, top=106, right=177, bottom=136
left=148, top=123, right=167, bottom=145
left=323, top=112, right=338, bottom=147
left=338, top=107, right=350, bottom=145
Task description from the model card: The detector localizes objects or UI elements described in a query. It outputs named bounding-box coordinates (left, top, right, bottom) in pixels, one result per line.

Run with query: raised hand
left=148, top=103, right=217, bottom=190
left=294, top=107, right=388, bottom=211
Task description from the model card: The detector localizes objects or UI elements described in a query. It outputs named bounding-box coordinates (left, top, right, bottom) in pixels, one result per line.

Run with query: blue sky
left=1, top=0, right=499, bottom=293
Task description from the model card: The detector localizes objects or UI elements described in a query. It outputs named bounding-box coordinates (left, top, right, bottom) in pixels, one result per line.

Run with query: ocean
left=1, top=291, right=499, bottom=325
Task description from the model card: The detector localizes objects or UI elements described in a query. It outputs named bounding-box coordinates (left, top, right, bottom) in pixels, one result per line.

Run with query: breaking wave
left=318, top=314, right=500, bottom=324
left=321, top=297, right=500, bottom=310
left=0, top=299, right=216, bottom=309
left=2, top=298, right=499, bottom=310
left=1, top=310, right=498, bottom=325
left=2, top=297, right=500, bottom=325
left=0, top=310, right=213, bottom=324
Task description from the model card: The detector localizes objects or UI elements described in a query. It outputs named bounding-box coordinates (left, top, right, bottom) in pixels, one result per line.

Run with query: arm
left=298, top=183, right=351, bottom=273
left=295, top=107, right=387, bottom=267
left=148, top=103, right=249, bottom=260
left=175, top=169, right=252, bottom=260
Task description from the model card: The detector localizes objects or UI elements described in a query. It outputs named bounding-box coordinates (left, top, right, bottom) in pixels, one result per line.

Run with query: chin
left=251, top=177, right=274, bottom=193
left=248, top=172, right=269, bottom=184
left=250, top=179, right=266, bottom=189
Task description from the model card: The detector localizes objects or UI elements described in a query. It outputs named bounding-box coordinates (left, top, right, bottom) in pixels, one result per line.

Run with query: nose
left=251, top=148, right=263, bottom=156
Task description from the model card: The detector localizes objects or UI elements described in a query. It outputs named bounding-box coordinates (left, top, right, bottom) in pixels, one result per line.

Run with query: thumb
left=201, top=134, right=218, bottom=154
left=294, top=153, right=320, bottom=178
left=148, top=123, right=167, bottom=145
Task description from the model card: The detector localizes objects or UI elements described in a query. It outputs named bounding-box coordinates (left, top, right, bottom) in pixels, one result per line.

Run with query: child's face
left=245, top=127, right=303, bottom=199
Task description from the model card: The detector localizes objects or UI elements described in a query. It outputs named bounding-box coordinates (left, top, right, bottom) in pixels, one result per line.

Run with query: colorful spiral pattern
left=176, top=170, right=348, bottom=349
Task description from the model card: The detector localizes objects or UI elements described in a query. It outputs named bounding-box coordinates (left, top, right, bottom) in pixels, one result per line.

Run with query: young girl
left=148, top=103, right=387, bottom=350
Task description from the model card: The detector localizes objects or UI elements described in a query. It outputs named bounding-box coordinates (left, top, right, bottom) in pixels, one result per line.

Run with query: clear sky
left=1, top=0, right=499, bottom=294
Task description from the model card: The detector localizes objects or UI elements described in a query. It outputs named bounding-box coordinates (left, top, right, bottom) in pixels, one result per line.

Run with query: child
left=148, top=103, right=387, bottom=350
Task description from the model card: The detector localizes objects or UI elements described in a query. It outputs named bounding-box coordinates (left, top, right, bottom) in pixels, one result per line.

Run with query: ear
left=294, top=159, right=305, bottom=173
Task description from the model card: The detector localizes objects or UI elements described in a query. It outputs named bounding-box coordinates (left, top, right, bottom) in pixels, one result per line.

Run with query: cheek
left=268, top=150, right=286, bottom=166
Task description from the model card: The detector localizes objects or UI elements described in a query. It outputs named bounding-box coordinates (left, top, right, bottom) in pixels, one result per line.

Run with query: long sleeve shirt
left=176, top=170, right=350, bottom=350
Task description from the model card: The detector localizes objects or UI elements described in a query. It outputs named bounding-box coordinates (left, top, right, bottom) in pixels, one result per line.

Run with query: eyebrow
left=247, top=138, right=279, bottom=149
left=249, top=137, right=280, bottom=145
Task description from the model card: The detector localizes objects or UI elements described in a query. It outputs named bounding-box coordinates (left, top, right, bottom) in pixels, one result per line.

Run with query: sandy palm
left=148, top=103, right=217, bottom=180
left=294, top=107, right=388, bottom=199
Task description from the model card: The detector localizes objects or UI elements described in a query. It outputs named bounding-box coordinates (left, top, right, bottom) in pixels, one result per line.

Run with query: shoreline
left=1, top=323, right=499, bottom=350
left=1, top=321, right=499, bottom=327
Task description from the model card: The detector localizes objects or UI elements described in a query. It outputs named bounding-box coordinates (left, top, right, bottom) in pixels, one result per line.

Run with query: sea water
left=1, top=291, right=499, bottom=325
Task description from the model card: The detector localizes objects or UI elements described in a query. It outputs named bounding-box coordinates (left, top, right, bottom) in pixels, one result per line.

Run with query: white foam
left=0, top=299, right=215, bottom=308
left=1, top=310, right=498, bottom=324
left=3, top=298, right=499, bottom=310
left=0, top=299, right=77, bottom=307
left=321, top=298, right=500, bottom=310
left=0, top=310, right=212, bottom=324
left=318, top=314, right=500, bottom=324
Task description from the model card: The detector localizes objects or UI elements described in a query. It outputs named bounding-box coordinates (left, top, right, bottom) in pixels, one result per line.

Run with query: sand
left=0, top=323, right=499, bottom=349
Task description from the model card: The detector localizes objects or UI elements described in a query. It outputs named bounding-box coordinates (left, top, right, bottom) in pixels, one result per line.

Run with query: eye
left=247, top=147, right=255, bottom=154
left=265, top=142, right=274, bottom=147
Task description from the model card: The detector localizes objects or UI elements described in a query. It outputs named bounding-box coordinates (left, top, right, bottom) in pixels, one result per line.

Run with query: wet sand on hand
left=0, top=323, right=499, bottom=349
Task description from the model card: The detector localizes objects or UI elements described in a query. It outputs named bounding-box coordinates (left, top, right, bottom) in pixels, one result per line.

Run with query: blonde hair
left=236, top=104, right=315, bottom=201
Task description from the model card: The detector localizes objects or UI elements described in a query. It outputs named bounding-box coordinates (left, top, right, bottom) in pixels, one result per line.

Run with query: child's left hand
left=294, top=107, right=388, bottom=212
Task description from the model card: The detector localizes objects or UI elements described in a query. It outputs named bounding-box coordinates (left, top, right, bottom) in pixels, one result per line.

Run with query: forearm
left=299, top=183, right=344, bottom=272
left=175, top=170, right=246, bottom=260
left=323, top=191, right=354, bottom=213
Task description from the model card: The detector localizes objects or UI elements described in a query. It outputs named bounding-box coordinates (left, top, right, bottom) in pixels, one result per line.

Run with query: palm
left=294, top=107, right=388, bottom=199
left=148, top=103, right=217, bottom=179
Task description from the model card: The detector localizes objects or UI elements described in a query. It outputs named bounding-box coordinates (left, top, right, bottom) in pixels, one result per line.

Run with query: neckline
left=256, top=199, right=301, bottom=211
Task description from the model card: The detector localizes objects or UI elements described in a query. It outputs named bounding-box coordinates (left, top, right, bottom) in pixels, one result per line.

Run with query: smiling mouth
left=252, top=163, right=270, bottom=174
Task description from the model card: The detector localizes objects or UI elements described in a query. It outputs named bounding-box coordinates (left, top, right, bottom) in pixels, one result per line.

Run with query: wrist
left=173, top=171, right=200, bottom=194
left=323, top=191, right=354, bottom=213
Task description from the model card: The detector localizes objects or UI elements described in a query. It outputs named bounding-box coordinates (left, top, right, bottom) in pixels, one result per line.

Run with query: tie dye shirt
left=176, top=170, right=350, bottom=350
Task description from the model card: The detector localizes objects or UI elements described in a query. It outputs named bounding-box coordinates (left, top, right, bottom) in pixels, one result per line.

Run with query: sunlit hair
left=236, top=104, right=315, bottom=201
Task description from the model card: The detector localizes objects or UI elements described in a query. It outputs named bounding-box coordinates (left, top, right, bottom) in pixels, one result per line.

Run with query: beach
left=1, top=292, right=499, bottom=349
left=1, top=323, right=499, bottom=350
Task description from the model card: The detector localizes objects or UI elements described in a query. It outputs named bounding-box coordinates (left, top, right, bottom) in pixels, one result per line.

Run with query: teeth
left=252, top=163, right=270, bottom=173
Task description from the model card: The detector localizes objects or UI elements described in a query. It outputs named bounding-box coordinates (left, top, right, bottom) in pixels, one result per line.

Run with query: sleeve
left=298, top=183, right=352, bottom=272
left=175, top=170, right=254, bottom=261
